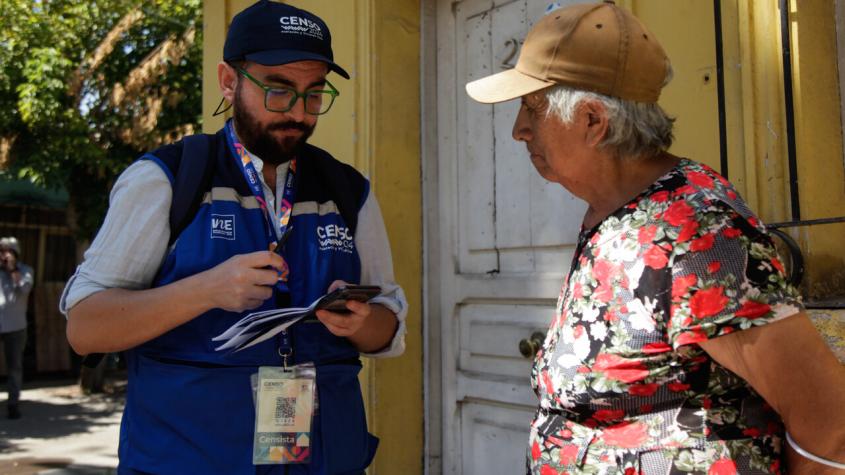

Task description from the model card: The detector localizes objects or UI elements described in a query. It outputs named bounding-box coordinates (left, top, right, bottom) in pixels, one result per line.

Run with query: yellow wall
left=203, top=1, right=423, bottom=472
left=787, top=0, right=845, bottom=301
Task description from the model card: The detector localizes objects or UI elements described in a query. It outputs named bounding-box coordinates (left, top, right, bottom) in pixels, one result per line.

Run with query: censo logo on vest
left=317, top=225, right=353, bottom=254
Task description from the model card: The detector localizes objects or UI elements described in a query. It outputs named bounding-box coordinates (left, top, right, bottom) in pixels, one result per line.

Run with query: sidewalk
left=0, top=375, right=124, bottom=475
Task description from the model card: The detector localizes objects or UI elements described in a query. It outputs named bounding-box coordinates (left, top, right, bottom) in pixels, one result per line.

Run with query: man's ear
left=579, top=100, right=610, bottom=148
left=218, top=62, right=238, bottom=103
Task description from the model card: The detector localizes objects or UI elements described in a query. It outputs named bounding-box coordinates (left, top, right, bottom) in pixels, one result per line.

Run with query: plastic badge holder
left=253, top=364, right=317, bottom=465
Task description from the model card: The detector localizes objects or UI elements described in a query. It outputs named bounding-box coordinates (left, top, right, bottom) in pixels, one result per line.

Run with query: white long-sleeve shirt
left=60, top=155, right=407, bottom=357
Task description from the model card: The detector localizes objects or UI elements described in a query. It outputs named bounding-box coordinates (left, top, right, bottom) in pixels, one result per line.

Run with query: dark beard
left=232, top=87, right=314, bottom=165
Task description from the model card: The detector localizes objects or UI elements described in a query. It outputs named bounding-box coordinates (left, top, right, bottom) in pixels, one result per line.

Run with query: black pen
left=273, top=225, right=294, bottom=256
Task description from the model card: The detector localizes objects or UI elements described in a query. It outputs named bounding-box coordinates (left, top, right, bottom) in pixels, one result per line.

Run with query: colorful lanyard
left=225, top=120, right=296, bottom=289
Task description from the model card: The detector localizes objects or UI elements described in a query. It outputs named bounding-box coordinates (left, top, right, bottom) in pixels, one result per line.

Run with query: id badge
left=253, top=364, right=316, bottom=465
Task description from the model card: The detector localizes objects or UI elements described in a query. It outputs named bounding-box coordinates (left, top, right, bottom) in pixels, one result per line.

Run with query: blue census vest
left=118, top=127, right=377, bottom=475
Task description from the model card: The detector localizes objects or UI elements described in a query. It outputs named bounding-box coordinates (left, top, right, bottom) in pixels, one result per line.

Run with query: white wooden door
left=432, top=1, right=589, bottom=473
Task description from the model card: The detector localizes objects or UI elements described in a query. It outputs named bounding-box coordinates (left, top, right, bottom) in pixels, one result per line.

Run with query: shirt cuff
left=359, top=284, right=408, bottom=358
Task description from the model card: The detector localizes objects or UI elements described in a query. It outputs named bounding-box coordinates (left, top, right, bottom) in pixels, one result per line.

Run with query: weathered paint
left=202, top=1, right=423, bottom=472
left=629, top=0, right=723, bottom=173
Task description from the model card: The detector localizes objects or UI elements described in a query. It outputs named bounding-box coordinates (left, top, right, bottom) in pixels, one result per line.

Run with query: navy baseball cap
left=223, top=1, right=350, bottom=79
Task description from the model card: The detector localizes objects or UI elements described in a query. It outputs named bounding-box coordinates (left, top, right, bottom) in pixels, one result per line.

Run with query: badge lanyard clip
left=278, top=331, right=293, bottom=372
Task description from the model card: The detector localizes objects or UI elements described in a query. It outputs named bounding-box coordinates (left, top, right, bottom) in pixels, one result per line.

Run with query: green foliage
left=0, top=0, right=203, bottom=241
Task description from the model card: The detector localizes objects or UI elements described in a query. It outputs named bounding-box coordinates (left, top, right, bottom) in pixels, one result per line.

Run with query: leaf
left=1, top=0, right=202, bottom=241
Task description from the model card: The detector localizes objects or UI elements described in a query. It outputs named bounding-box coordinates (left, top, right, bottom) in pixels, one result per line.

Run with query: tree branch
left=110, top=25, right=196, bottom=108
left=67, top=7, right=145, bottom=102
left=0, top=134, right=19, bottom=169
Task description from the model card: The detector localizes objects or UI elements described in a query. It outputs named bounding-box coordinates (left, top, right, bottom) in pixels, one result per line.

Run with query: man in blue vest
left=60, top=1, right=407, bottom=473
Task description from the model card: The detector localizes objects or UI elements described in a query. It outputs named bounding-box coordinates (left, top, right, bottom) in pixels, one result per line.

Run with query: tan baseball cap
left=466, top=1, right=669, bottom=104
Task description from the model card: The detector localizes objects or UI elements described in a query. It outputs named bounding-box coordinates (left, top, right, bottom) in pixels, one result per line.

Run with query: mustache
left=266, top=121, right=312, bottom=133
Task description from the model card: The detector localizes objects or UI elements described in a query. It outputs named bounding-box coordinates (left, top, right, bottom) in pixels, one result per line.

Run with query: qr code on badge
left=274, top=396, right=296, bottom=426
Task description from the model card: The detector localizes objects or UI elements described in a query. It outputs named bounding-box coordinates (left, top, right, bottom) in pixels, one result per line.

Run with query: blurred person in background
left=0, top=236, right=34, bottom=420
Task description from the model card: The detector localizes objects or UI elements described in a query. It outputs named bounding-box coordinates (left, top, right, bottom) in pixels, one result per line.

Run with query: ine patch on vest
left=211, top=214, right=237, bottom=240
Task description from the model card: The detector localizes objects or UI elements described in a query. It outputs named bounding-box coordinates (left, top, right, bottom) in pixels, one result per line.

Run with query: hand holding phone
left=315, top=285, right=382, bottom=314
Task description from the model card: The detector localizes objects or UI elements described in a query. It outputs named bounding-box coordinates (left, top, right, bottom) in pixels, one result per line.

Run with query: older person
left=467, top=2, right=845, bottom=474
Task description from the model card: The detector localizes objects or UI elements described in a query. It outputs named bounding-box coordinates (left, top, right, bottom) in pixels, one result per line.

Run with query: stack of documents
left=212, top=299, right=323, bottom=352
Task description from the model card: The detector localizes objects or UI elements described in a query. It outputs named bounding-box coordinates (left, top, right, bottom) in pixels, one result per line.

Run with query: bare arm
left=67, top=251, right=285, bottom=355
left=699, top=312, right=845, bottom=474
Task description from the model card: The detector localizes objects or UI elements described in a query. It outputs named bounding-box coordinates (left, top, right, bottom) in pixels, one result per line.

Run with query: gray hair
left=0, top=237, right=20, bottom=256
left=544, top=80, right=675, bottom=158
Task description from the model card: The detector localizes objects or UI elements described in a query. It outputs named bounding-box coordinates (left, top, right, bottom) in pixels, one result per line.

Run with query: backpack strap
left=168, top=134, right=216, bottom=246
left=298, top=143, right=369, bottom=235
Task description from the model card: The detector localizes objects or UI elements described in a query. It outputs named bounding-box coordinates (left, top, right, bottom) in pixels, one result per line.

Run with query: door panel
left=458, top=303, right=556, bottom=378
left=441, top=0, right=588, bottom=473
left=460, top=403, right=535, bottom=475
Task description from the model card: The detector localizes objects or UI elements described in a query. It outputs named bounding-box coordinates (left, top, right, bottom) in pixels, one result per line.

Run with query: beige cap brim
left=465, top=68, right=555, bottom=104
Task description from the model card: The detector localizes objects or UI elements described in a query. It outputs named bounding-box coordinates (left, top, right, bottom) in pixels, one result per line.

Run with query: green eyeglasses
left=236, top=67, right=339, bottom=115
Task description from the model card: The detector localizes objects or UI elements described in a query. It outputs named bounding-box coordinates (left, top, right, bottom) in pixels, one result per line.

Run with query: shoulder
left=300, top=143, right=370, bottom=205
left=140, top=131, right=225, bottom=185
left=644, top=160, right=765, bottom=237
left=676, top=160, right=763, bottom=227
left=115, top=160, right=172, bottom=192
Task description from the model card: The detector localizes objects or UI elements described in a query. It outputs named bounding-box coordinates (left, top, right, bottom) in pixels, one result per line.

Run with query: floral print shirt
left=528, top=160, right=803, bottom=475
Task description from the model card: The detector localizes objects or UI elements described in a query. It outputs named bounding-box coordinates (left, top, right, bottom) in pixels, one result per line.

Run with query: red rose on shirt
left=642, top=342, right=671, bottom=354
left=531, top=441, right=541, bottom=460
left=601, top=421, right=649, bottom=448
left=735, top=300, right=772, bottom=319
left=540, top=465, right=560, bottom=475
left=689, top=286, right=729, bottom=319
left=677, top=220, right=699, bottom=243
left=572, top=282, right=583, bottom=299
left=558, top=444, right=579, bottom=465
left=592, top=409, right=625, bottom=422
left=663, top=201, right=695, bottom=226
left=638, top=225, right=658, bottom=244
left=542, top=370, right=555, bottom=395
left=593, top=354, right=649, bottom=383
left=592, top=259, right=615, bottom=284
left=687, top=171, right=715, bottom=189
left=643, top=245, right=668, bottom=269
left=708, top=459, right=738, bottom=475
left=672, top=274, right=698, bottom=299
left=722, top=227, right=742, bottom=238
left=675, top=329, right=708, bottom=346
left=593, top=283, right=614, bottom=303
left=690, top=233, right=715, bottom=252
left=628, top=383, right=659, bottom=396
left=650, top=190, right=670, bottom=202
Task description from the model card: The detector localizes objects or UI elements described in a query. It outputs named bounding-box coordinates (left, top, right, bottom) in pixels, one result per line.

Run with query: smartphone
left=316, top=285, right=382, bottom=313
